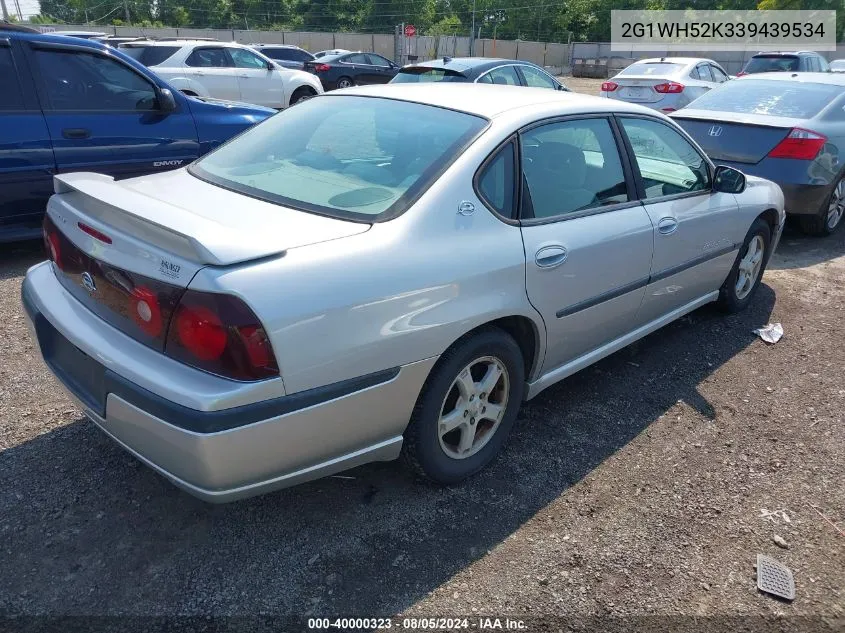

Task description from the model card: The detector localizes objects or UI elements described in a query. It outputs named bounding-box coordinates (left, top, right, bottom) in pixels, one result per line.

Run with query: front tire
left=799, top=176, right=845, bottom=236
left=402, top=328, right=525, bottom=484
left=289, top=86, right=316, bottom=106
left=717, top=217, right=771, bottom=313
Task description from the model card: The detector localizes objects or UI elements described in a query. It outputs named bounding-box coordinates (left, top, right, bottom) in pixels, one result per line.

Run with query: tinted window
left=367, top=54, right=391, bottom=67
left=520, top=118, right=629, bottom=219
left=619, top=62, right=685, bottom=77
left=620, top=118, right=709, bottom=199
left=345, top=53, right=369, bottom=64
left=696, top=64, right=714, bottom=82
left=478, top=141, right=515, bottom=217
left=260, top=48, right=312, bottom=62
left=0, top=48, right=24, bottom=110
left=230, top=47, right=268, bottom=69
left=34, top=49, right=157, bottom=111
left=192, top=96, right=486, bottom=220
left=392, top=67, right=466, bottom=83
left=485, top=65, right=520, bottom=85
left=120, top=45, right=180, bottom=66
left=683, top=78, right=841, bottom=118
left=744, top=55, right=799, bottom=73
left=519, top=65, right=557, bottom=89
left=186, top=48, right=231, bottom=68
left=710, top=65, right=728, bottom=82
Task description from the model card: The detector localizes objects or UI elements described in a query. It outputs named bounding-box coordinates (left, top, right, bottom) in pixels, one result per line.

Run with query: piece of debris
left=756, top=554, right=795, bottom=601
left=307, top=553, right=320, bottom=565
left=772, top=534, right=789, bottom=549
left=808, top=503, right=845, bottom=537
left=760, top=508, right=791, bottom=524
left=753, top=322, right=783, bottom=344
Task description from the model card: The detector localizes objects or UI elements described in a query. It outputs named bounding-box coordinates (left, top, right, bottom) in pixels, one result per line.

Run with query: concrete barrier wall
left=42, top=24, right=571, bottom=68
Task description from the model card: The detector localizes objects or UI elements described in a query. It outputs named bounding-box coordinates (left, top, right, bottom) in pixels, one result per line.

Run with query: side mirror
left=713, top=165, right=746, bottom=194
left=267, top=60, right=276, bottom=70
left=157, top=88, right=177, bottom=112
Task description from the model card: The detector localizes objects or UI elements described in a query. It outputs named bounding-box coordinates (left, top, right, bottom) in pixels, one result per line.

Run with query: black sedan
left=251, top=44, right=315, bottom=70
left=672, top=72, right=845, bottom=236
left=304, top=52, right=400, bottom=90
left=391, top=57, right=568, bottom=91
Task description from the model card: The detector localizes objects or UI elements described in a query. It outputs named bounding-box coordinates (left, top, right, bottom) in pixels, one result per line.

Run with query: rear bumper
left=22, top=262, right=436, bottom=502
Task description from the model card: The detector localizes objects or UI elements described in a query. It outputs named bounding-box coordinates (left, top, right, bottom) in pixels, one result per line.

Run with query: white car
left=600, top=57, right=730, bottom=113
left=120, top=40, right=323, bottom=109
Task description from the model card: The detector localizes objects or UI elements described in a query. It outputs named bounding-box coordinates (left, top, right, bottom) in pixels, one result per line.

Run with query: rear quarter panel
left=187, top=121, right=544, bottom=396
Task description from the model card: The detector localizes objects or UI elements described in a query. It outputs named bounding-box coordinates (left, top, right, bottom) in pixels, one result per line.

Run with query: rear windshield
left=392, top=67, right=467, bottom=83
left=744, top=55, right=799, bottom=73
left=618, top=62, right=685, bottom=77
left=120, top=45, right=180, bottom=66
left=190, top=96, right=487, bottom=221
left=685, top=78, right=842, bottom=118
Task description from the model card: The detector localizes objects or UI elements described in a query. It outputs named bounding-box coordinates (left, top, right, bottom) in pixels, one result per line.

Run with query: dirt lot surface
left=0, top=78, right=843, bottom=630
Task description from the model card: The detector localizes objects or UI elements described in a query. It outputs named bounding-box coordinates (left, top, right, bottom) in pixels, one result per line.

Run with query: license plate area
left=621, top=86, right=650, bottom=100
left=35, top=315, right=106, bottom=416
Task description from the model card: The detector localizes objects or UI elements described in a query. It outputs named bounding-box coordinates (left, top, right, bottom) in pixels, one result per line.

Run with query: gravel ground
left=0, top=77, right=843, bottom=630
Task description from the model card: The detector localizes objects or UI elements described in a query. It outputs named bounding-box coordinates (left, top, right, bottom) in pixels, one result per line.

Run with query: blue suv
left=0, top=24, right=274, bottom=243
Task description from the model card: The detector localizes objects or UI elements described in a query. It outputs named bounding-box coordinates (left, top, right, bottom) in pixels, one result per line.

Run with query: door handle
left=535, top=245, right=568, bottom=269
left=62, top=128, right=90, bottom=140
left=657, top=217, right=679, bottom=235
left=238, top=74, right=250, bottom=78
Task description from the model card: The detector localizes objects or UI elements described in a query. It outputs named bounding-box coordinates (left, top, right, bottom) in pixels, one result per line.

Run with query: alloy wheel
left=735, top=234, right=765, bottom=300
left=827, top=178, right=845, bottom=231
left=437, top=356, right=510, bottom=460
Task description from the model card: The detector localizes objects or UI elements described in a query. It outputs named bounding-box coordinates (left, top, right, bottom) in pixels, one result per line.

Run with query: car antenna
left=443, top=56, right=452, bottom=63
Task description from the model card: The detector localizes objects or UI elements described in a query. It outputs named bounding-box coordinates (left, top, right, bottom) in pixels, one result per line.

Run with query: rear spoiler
left=53, top=172, right=287, bottom=266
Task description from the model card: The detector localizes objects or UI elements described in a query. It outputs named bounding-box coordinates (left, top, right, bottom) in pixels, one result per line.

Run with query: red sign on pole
left=404, top=24, right=416, bottom=37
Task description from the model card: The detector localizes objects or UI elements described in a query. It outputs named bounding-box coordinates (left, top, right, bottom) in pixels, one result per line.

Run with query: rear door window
left=345, top=53, right=369, bottom=64
left=484, top=65, right=520, bottom=85
left=186, top=47, right=231, bottom=68
left=520, top=118, right=629, bottom=219
left=696, top=64, right=714, bottom=82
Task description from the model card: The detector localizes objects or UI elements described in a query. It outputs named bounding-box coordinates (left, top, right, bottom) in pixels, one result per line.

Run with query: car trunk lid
left=608, top=77, right=676, bottom=104
left=672, top=111, right=804, bottom=164
left=52, top=170, right=371, bottom=267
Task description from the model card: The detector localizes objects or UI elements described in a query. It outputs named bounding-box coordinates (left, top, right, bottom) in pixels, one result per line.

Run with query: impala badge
left=81, top=272, right=97, bottom=293
left=708, top=125, right=723, bottom=137
left=458, top=201, right=475, bottom=216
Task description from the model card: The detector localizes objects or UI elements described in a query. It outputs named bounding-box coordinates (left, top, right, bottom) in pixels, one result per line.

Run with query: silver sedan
left=600, top=57, right=731, bottom=113
left=23, top=84, right=784, bottom=502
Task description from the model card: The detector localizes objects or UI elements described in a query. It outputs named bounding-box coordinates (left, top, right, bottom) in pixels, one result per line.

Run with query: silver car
left=600, top=57, right=730, bottom=113
left=22, top=84, right=785, bottom=502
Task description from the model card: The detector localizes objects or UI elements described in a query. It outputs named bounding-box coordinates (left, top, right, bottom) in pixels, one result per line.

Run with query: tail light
left=42, top=214, right=64, bottom=271
left=601, top=81, right=618, bottom=92
left=314, top=63, right=331, bottom=72
left=736, top=71, right=747, bottom=77
left=654, top=81, right=684, bottom=94
left=165, top=290, right=279, bottom=381
left=768, top=128, right=827, bottom=160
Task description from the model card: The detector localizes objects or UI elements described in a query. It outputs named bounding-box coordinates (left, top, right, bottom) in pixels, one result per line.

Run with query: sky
left=7, top=0, right=39, bottom=19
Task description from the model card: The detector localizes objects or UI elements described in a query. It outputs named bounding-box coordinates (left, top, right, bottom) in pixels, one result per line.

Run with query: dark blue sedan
left=391, top=57, right=568, bottom=91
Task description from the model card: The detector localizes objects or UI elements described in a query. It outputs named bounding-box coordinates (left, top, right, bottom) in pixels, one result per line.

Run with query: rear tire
left=798, top=176, right=845, bottom=236
left=335, top=76, right=354, bottom=90
left=402, top=328, right=525, bottom=485
left=717, top=217, right=771, bottom=314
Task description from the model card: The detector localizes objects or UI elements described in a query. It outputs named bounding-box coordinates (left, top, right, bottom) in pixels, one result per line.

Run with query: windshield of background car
left=120, top=45, right=181, bottom=66
left=684, top=79, right=841, bottom=118
left=744, top=55, right=799, bottom=73
left=618, top=62, right=685, bottom=76
left=190, top=96, right=488, bottom=221
left=392, top=67, right=467, bottom=83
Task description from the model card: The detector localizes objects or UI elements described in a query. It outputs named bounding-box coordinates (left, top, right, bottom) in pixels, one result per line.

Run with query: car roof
left=736, top=71, right=845, bottom=86
left=408, top=57, right=529, bottom=72
left=631, top=57, right=713, bottom=65
left=252, top=43, right=304, bottom=49
left=1, top=27, right=110, bottom=49
left=750, top=51, right=815, bottom=57
left=333, top=83, right=657, bottom=119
